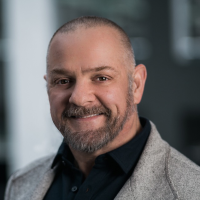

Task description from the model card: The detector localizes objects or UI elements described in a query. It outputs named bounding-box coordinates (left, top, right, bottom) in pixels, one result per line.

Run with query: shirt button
left=71, top=186, right=78, bottom=192
left=62, top=160, right=66, bottom=166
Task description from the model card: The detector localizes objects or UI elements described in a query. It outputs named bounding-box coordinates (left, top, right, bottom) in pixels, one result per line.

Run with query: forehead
left=47, top=26, right=127, bottom=73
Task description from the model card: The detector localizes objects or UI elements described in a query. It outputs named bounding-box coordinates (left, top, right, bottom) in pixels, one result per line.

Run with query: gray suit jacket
left=4, top=122, right=200, bottom=200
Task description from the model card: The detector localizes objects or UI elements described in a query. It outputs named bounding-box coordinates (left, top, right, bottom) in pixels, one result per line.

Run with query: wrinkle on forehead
left=47, top=26, right=134, bottom=75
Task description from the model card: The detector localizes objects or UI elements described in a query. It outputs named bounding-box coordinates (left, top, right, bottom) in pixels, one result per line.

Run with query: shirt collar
left=108, top=117, right=151, bottom=173
left=52, top=117, right=151, bottom=173
left=51, top=140, right=73, bottom=168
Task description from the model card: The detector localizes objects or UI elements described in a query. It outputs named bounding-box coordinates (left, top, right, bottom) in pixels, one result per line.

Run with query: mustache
left=62, top=104, right=111, bottom=119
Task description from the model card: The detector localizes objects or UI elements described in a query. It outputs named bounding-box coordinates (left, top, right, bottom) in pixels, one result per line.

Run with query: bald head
left=46, top=16, right=135, bottom=72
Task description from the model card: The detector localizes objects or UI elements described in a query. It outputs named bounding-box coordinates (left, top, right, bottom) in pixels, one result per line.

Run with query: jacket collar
left=30, top=161, right=60, bottom=200
left=114, top=122, right=176, bottom=199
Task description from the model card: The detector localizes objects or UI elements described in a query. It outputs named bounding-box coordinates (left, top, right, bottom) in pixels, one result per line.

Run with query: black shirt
left=44, top=117, right=151, bottom=200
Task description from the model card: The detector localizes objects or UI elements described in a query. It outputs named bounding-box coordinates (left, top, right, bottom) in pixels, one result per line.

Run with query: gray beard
left=58, top=75, right=135, bottom=153
left=60, top=114, right=121, bottom=153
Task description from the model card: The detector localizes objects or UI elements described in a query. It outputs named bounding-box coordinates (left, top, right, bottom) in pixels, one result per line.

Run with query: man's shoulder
left=5, top=154, right=56, bottom=200
left=11, top=154, right=55, bottom=181
left=135, top=121, right=200, bottom=199
left=168, top=147, right=200, bottom=198
left=169, top=146, right=200, bottom=173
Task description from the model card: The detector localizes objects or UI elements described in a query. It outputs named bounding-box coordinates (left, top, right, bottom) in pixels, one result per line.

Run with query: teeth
left=76, top=114, right=99, bottom=119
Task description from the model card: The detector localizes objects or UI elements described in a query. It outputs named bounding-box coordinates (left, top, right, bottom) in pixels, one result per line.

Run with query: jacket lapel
left=114, top=122, right=176, bottom=200
left=30, top=163, right=60, bottom=200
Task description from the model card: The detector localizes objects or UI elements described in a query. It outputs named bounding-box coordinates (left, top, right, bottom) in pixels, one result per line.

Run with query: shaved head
left=46, top=16, right=135, bottom=72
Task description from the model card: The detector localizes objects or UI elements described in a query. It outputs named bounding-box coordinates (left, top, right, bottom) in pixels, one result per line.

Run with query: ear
left=44, top=75, right=47, bottom=81
left=133, top=64, right=147, bottom=105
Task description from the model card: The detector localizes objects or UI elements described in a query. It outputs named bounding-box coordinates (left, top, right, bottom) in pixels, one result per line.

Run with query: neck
left=71, top=150, right=97, bottom=179
left=69, top=114, right=142, bottom=178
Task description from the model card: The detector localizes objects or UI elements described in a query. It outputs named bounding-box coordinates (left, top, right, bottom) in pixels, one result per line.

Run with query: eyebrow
left=49, top=68, right=70, bottom=76
left=49, top=66, right=118, bottom=76
left=82, top=66, right=118, bottom=74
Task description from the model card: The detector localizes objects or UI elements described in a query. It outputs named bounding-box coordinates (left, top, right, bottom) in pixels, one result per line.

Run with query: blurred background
left=0, top=0, right=200, bottom=199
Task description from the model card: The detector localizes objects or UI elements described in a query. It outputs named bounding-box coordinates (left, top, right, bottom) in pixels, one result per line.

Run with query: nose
left=69, top=80, right=95, bottom=107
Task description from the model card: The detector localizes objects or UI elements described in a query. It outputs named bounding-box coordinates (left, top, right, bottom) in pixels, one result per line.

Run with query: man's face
left=46, top=26, right=135, bottom=153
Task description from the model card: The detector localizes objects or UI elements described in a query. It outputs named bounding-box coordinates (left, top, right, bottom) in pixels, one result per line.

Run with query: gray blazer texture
left=4, top=122, right=200, bottom=200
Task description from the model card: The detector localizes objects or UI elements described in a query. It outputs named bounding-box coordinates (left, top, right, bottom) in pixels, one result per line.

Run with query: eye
left=97, top=77, right=108, bottom=81
left=57, top=79, right=70, bottom=84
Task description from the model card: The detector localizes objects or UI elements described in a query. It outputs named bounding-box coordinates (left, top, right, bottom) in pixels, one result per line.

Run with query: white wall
left=3, top=0, right=62, bottom=174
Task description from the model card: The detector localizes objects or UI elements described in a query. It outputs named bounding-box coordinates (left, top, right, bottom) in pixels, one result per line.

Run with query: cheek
left=98, top=86, right=128, bottom=116
left=48, top=91, right=69, bottom=118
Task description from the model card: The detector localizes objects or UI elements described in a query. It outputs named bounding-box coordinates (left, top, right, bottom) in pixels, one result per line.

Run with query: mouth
left=70, top=113, right=103, bottom=119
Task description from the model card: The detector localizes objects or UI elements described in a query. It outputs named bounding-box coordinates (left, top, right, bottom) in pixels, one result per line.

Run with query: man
left=5, top=16, right=200, bottom=200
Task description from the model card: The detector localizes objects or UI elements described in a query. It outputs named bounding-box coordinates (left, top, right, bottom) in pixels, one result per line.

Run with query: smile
left=71, top=114, right=101, bottom=119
